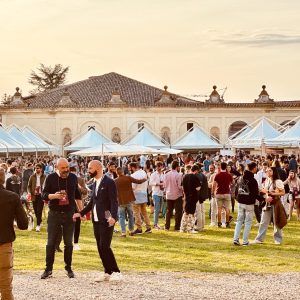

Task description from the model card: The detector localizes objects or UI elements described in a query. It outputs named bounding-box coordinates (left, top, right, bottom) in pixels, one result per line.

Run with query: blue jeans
left=118, top=203, right=134, bottom=233
left=153, top=195, right=162, bottom=225
left=233, top=203, right=254, bottom=244
left=46, top=210, right=74, bottom=271
left=255, top=206, right=283, bottom=243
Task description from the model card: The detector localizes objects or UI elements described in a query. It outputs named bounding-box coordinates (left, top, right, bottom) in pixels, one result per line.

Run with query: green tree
left=29, top=64, right=69, bottom=93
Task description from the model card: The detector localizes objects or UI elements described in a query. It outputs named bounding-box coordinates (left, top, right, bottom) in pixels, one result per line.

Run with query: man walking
left=41, top=158, right=82, bottom=279
left=0, top=168, right=28, bottom=300
left=74, top=160, right=122, bottom=282
left=27, top=163, right=46, bottom=232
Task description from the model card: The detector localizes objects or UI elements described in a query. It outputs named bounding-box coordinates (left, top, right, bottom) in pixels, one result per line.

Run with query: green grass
left=14, top=205, right=300, bottom=273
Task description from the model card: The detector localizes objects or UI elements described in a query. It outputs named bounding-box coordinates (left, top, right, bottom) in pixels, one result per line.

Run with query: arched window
left=210, top=127, right=220, bottom=142
left=111, top=127, right=121, bottom=143
left=161, top=127, right=171, bottom=144
left=62, top=128, right=72, bottom=145
left=228, top=121, right=247, bottom=137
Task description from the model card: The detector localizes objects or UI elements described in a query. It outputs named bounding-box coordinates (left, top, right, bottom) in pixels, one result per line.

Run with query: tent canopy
left=267, top=119, right=300, bottom=147
left=64, top=128, right=112, bottom=151
left=0, top=126, right=23, bottom=153
left=122, top=127, right=169, bottom=149
left=22, top=126, right=57, bottom=152
left=7, top=125, right=38, bottom=152
left=172, top=126, right=222, bottom=150
left=227, top=118, right=281, bottom=148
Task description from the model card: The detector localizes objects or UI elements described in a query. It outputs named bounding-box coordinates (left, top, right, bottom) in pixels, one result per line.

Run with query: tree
left=28, top=64, right=69, bottom=93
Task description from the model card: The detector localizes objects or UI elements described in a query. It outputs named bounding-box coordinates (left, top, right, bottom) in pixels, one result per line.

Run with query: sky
left=0, top=0, right=300, bottom=102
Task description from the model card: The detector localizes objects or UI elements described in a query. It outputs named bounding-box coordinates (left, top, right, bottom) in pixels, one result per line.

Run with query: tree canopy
left=28, top=64, right=69, bottom=94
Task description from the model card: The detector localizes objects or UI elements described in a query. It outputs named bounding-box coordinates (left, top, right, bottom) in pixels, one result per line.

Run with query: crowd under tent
left=64, top=127, right=112, bottom=151
left=172, top=126, right=222, bottom=150
left=226, top=117, right=281, bottom=149
left=122, top=127, right=169, bottom=149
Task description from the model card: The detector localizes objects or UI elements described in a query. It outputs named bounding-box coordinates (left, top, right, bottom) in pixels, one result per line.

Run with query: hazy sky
left=1, top=0, right=300, bottom=102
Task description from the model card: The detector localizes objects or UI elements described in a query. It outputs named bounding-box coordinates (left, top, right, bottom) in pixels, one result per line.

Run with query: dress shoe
left=41, top=270, right=52, bottom=279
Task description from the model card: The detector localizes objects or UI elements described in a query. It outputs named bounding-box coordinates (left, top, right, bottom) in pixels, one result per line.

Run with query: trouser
left=210, top=197, right=217, bottom=224
left=93, top=222, right=120, bottom=275
left=118, top=203, right=134, bottom=233
left=255, top=206, right=283, bottom=243
left=165, top=197, right=183, bottom=230
left=132, top=203, right=151, bottom=230
left=153, top=195, right=163, bottom=225
left=194, top=202, right=205, bottom=231
left=0, top=243, right=14, bottom=300
left=180, top=213, right=196, bottom=232
left=281, top=194, right=290, bottom=216
left=74, top=217, right=81, bottom=244
left=254, top=201, right=262, bottom=223
left=233, top=203, right=254, bottom=244
left=32, top=195, right=44, bottom=226
left=46, top=210, right=74, bottom=271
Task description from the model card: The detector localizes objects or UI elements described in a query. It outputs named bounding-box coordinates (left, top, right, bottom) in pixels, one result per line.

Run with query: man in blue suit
left=73, top=160, right=122, bottom=282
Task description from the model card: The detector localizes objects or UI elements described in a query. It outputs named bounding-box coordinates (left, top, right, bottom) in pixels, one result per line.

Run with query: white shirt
left=131, top=169, right=148, bottom=193
left=93, top=176, right=104, bottom=222
left=36, top=174, right=41, bottom=187
left=149, top=171, right=164, bottom=196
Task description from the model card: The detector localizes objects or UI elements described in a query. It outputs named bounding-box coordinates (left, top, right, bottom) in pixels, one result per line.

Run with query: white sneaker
left=209, top=223, right=216, bottom=227
left=35, top=225, right=41, bottom=232
left=109, top=272, right=123, bottom=282
left=221, top=223, right=226, bottom=228
left=254, top=223, right=260, bottom=227
left=274, top=240, right=281, bottom=245
left=190, top=230, right=198, bottom=234
left=73, top=243, right=80, bottom=251
left=95, top=273, right=110, bottom=282
left=251, top=239, right=263, bottom=245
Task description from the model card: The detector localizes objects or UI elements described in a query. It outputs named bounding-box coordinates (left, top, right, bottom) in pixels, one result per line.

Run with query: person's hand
left=55, top=191, right=65, bottom=200
left=261, top=188, right=267, bottom=194
left=72, top=212, right=81, bottom=221
left=107, top=217, right=116, bottom=226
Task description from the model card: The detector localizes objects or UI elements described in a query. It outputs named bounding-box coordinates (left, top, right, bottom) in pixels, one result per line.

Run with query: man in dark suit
left=0, top=168, right=28, bottom=300
left=73, top=160, right=122, bottom=282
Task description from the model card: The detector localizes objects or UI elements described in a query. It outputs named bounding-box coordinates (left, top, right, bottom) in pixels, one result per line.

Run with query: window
left=187, top=122, right=193, bottom=131
left=138, top=122, right=144, bottom=132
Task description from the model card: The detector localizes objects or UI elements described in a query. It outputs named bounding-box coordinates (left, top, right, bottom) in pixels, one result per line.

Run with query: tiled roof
left=25, top=72, right=198, bottom=109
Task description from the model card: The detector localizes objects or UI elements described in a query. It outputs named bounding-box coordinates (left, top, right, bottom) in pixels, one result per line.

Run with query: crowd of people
left=0, top=151, right=300, bottom=298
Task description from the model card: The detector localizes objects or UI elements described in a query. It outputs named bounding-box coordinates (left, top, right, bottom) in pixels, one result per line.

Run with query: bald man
left=41, top=158, right=82, bottom=279
left=73, top=160, right=121, bottom=282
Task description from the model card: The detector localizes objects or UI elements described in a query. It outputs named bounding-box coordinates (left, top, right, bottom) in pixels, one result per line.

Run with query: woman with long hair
left=284, top=170, right=300, bottom=221
left=253, top=167, right=285, bottom=245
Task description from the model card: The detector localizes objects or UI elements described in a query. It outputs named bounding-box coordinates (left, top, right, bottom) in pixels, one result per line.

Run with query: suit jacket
left=114, top=175, right=146, bottom=205
left=27, top=173, right=46, bottom=201
left=0, top=185, right=28, bottom=243
left=80, top=175, right=118, bottom=223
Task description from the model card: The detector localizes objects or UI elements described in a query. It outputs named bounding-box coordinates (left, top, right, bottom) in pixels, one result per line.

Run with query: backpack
left=197, top=172, right=208, bottom=202
left=236, top=176, right=250, bottom=197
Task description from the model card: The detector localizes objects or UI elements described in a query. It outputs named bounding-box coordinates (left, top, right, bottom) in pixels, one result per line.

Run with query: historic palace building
left=1, top=72, right=299, bottom=149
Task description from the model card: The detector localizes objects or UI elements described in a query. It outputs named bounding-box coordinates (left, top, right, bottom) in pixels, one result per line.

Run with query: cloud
left=212, top=32, right=300, bottom=47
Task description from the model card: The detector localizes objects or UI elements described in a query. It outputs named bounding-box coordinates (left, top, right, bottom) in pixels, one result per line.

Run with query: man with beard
left=73, top=160, right=122, bottom=282
left=41, top=158, right=82, bottom=279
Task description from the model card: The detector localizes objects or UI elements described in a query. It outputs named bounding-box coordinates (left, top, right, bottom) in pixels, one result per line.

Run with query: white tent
left=227, top=117, right=281, bottom=148
left=122, top=127, right=169, bottom=149
left=0, top=125, right=23, bottom=153
left=229, top=126, right=252, bottom=140
left=64, top=128, right=112, bottom=151
left=22, top=126, right=57, bottom=152
left=172, top=126, right=222, bottom=150
left=7, top=125, right=38, bottom=152
left=70, top=143, right=159, bottom=157
left=267, top=119, right=300, bottom=147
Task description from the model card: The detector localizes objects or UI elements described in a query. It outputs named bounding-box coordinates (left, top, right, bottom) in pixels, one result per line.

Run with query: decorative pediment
left=58, top=88, right=76, bottom=106
left=156, top=86, right=176, bottom=104
left=206, top=86, right=224, bottom=103
left=8, top=87, right=26, bottom=106
left=109, top=87, right=126, bottom=105
left=255, top=85, right=274, bottom=103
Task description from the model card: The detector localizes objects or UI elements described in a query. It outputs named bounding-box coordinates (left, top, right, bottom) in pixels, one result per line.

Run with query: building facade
left=1, top=73, right=299, bottom=150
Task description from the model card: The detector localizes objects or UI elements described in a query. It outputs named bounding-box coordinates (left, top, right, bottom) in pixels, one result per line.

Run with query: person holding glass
left=252, top=167, right=286, bottom=245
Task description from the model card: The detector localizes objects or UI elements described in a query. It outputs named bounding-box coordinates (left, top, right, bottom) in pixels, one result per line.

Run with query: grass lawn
left=14, top=205, right=300, bottom=273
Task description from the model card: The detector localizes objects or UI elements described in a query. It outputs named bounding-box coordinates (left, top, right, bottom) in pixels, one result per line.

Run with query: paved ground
left=13, top=271, right=299, bottom=300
